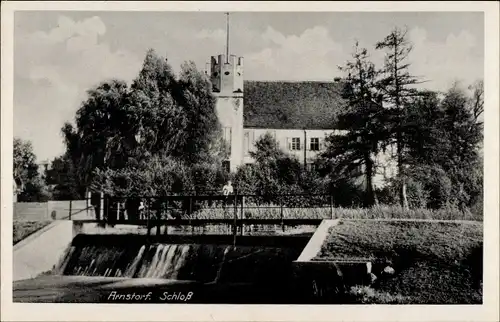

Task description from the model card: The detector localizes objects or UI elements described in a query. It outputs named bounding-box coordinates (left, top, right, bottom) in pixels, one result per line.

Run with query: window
left=310, top=138, right=320, bottom=151
left=290, top=138, right=301, bottom=151
left=307, top=163, right=317, bottom=172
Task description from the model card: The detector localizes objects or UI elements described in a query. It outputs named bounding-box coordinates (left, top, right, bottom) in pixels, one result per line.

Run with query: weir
left=14, top=217, right=375, bottom=303
left=55, top=233, right=310, bottom=285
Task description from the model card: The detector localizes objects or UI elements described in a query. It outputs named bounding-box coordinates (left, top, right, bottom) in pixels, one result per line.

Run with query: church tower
left=205, top=13, right=244, bottom=172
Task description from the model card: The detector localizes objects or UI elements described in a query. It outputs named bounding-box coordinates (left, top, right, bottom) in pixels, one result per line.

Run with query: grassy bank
left=13, top=221, right=52, bottom=245
left=315, top=220, right=483, bottom=304
left=188, top=204, right=482, bottom=221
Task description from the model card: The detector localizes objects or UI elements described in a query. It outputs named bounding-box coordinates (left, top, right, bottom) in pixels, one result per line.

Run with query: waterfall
left=57, top=244, right=133, bottom=277
left=124, top=245, right=146, bottom=277
left=58, top=243, right=222, bottom=281
left=137, top=244, right=192, bottom=279
left=56, top=235, right=304, bottom=284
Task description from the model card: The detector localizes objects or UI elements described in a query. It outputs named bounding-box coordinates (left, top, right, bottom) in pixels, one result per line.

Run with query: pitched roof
left=243, top=80, right=346, bottom=130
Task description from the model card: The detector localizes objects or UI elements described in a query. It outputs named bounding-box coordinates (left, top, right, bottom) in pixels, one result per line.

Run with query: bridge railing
left=75, top=192, right=336, bottom=241
left=97, top=192, right=336, bottom=223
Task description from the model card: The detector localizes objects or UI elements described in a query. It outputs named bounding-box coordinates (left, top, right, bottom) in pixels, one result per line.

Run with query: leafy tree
left=236, top=132, right=297, bottom=198
left=375, top=26, right=423, bottom=209
left=321, top=42, right=387, bottom=207
left=438, top=82, right=483, bottom=209
left=13, top=137, right=49, bottom=202
left=468, top=80, right=484, bottom=126
left=396, top=82, right=483, bottom=210
left=249, top=132, right=287, bottom=164
left=62, top=49, right=224, bottom=200
left=45, top=155, right=82, bottom=200
left=62, top=79, right=131, bottom=189
left=235, top=133, right=329, bottom=206
left=127, top=49, right=185, bottom=163
left=404, top=90, right=447, bottom=166
left=176, top=61, right=222, bottom=164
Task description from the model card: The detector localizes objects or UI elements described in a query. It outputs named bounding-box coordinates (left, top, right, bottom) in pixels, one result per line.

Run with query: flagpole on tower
left=225, top=12, right=230, bottom=63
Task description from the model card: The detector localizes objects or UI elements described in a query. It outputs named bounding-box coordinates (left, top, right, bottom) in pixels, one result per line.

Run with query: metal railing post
left=146, top=199, right=151, bottom=237
left=233, top=193, right=237, bottom=247
left=165, top=197, right=169, bottom=235
left=240, top=195, right=244, bottom=236
left=189, top=196, right=194, bottom=234
left=280, top=198, right=284, bottom=232
left=69, top=200, right=72, bottom=220
left=99, top=192, right=104, bottom=221
left=330, top=194, right=334, bottom=219
left=85, top=191, right=89, bottom=218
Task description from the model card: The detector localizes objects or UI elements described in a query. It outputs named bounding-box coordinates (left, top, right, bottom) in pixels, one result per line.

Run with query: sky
left=13, top=11, right=484, bottom=162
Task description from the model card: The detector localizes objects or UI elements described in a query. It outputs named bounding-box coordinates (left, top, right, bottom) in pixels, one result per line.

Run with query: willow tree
left=63, top=49, right=224, bottom=206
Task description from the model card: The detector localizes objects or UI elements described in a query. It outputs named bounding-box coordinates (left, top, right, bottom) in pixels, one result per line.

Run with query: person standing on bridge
left=222, top=180, right=234, bottom=218
left=223, top=180, right=234, bottom=197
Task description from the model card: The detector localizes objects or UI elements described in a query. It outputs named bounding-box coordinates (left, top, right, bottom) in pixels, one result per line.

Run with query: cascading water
left=57, top=242, right=235, bottom=282
left=55, top=234, right=307, bottom=286
left=136, top=244, right=192, bottom=279
left=124, top=245, right=146, bottom=277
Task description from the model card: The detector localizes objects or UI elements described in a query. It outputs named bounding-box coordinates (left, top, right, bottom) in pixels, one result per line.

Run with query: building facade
left=205, top=53, right=396, bottom=188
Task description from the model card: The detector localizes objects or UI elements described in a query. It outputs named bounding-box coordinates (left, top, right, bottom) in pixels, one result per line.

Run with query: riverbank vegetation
left=316, top=219, right=483, bottom=304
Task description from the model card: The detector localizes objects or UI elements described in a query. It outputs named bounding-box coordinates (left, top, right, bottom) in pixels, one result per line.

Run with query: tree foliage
left=375, top=26, right=423, bottom=209
left=236, top=133, right=303, bottom=197
left=61, top=49, right=224, bottom=197
left=13, top=137, right=50, bottom=202
left=383, top=82, right=483, bottom=210
left=318, top=28, right=483, bottom=213
left=45, top=155, right=82, bottom=200
left=233, top=133, right=361, bottom=207
left=320, top=42, right=387, bottom=207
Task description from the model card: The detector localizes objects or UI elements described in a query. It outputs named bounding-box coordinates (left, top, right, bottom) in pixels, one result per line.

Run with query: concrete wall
left=13, top=221, right=74, bottom=281
left=296, top=219, right=339, bottom=261
left=13, top=202, right=49, bottom=221
left=293, top=219, right=372, bottom=299
left=14, top=200, right=91, bottom=221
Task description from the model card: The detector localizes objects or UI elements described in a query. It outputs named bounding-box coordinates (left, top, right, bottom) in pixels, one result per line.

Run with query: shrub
left=347, top=286, right=411, bottom=304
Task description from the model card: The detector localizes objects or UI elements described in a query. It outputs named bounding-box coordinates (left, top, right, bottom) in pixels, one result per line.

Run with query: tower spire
left=225, top=12, right=230, bottom=63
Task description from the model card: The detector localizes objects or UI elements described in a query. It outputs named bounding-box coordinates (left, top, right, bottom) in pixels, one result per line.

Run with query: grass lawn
left=13, top=221, right=53, bottom=245
left=187, top=204, right=482, bottom=221
left=315, top=220, right=483, bottom=304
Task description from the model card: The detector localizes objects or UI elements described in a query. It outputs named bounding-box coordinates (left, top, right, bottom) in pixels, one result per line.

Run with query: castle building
left=205, top=15, right=396, bottom=187
left=205, top=53, right=396, bottom=188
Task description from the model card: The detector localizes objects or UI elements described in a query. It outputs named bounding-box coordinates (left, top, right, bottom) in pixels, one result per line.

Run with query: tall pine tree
left=375, top=27, right=422, bottom=209
left=322, top=42, right=387, bottom=207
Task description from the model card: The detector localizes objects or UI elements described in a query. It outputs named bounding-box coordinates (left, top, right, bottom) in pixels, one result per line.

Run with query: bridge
left=67, top=192, right=337, bottom=241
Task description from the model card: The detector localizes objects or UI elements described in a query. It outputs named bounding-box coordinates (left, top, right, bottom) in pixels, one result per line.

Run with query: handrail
left=98, top=192, right=335, bottom=199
